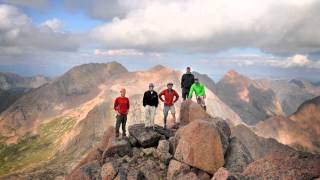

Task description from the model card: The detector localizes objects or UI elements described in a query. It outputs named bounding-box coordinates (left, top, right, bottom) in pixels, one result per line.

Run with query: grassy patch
left=0, top=117, right=76, bottom=176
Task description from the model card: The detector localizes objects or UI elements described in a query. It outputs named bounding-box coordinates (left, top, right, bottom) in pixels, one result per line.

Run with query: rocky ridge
left=66, top=101, right=320, bottom=180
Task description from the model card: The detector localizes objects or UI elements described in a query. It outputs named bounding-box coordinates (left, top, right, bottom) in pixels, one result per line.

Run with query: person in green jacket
left=188, top=78, right=207, bottom=111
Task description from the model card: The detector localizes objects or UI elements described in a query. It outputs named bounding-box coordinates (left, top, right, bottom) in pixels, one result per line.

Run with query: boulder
left=167, top=160, right=191, bottom=180
left=140, top=159, right=163, bottom=180
left=128, top=135, right=138, bottom=147
left=102, top=138, right=131, bottom=158
left=142, top=147, right=156, bottom=156
left=129, top=124, right=161, bottom=148
left=154, top=140, right=172, bottom=164
left=242, top=150, right=320, bottom=180
left=196, top=170, right=211, bottom=180
left=168, top=136, right=177, bottom=155
left=174, top=120, right=225, bottom=174
left=153, top=125, right=176, bottom=138
left=101, top=162, right=118, bottom=180
left=157, top=140, right=170, bottom=153
left=177, top=172, right=199, bottom=180
left=113, top=167, right=127, bottom=180
left=211, top=167, right=240, bottom=180
left=179, top=100, right=211, bottom=126
left=224, top=137, right=253, bottom=173
left=207, top=117, right=231, bottom=155
left=66, top=160, right=101, bottom=180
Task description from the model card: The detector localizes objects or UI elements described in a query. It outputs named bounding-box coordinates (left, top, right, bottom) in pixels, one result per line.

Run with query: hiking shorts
left=196, top=96, right=206, bottom=107
left=163, top=105, right=175, bottom=117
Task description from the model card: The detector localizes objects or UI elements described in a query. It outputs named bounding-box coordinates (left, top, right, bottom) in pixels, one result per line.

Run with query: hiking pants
left=145, top=105, right=156, bottom=127
left=182, top=88, right=190, bottom=100
left=116, top=115, right=127, bottom=137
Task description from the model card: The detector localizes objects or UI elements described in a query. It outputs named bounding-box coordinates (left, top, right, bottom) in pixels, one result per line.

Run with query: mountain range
left=0, top=62, right=319, bottom=179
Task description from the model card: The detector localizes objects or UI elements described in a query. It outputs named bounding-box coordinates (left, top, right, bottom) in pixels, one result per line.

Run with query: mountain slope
left=0, top=62, right=128, bottom=144
left=0, top=73, right=50, bottom=114
left=215, top=70, right=284, bottom=125
left=0, top=73, right=49, bottom=90
left=254, top=96, right=320, bottom=153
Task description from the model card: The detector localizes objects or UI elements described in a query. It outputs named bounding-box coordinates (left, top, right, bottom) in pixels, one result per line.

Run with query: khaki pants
left=145, top=105, right=156, bottom=127
left=196, top=96, right=206, bottom=110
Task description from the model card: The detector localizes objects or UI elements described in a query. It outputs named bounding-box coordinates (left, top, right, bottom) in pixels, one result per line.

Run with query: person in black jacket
left=143, top=83, right=159, bottom=129
left=181, top=67, right=195, bottom=100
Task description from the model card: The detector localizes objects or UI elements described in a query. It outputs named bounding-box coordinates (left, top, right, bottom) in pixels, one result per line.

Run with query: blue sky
left=0, top=0, right=319, bottom=82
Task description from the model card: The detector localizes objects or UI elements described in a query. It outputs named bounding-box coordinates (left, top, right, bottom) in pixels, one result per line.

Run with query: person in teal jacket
left=188, top=78, right=207, bottom=111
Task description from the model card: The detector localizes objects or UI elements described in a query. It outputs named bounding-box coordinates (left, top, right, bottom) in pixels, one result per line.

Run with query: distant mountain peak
left=150, top=64, right=166, bottom=71
left=225, top=70, right=240, bottom=78
left=219, top=70, right=250, bottom=84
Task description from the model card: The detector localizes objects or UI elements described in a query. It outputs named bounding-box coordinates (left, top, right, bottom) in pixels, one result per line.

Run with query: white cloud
left=230, top=54, right=320, bottom=69
left=288, top=54, right=310, bottom=66
left=264, top=54, right=311, bottom=68
left=90, top=0, right=320, bottom=55
left=2, top=0, right=49, bottom=9
left=0, top=4, right=79, bottom=56
left=94, top=49, right=144, bottom=56
left=41, top=18, right=64, bottom=31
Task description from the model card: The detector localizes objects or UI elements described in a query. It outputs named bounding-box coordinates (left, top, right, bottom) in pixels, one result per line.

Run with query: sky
left=0, top=0, right=319, bottom=82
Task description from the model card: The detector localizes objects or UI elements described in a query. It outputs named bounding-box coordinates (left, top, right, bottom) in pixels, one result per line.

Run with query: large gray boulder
left=224, top=137, right=253, bottom=173
left=206, top=117, right=231, bottom=155
left=102, top=138, right=131, bottom=158
left=129, top=124, right=161, bottom=148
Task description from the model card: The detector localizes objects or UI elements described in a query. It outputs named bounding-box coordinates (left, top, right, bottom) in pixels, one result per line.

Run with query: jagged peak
left=225, top=70, right=240, bottom=78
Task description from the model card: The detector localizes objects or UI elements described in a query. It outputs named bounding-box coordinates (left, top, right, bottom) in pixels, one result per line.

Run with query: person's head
left=194, top=78, right=199, bottom=84
left=120, top=88, right=126, bottom=97
left=149, top=83, right=154, bottom=91
left=186, top=67, right=191, bottom=73
left=167, top=82, right=173, bottom=90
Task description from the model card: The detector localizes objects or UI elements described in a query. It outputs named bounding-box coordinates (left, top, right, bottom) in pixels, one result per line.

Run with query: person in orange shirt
left=114, top=88, right=130, bottom=139
left=159, top=82, right=179, bottom=128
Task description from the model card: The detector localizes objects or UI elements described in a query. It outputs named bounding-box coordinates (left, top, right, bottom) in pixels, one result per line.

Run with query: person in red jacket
left=114, top=88, right=130, bottom=139
left=159, top=82, right=179, bottom=128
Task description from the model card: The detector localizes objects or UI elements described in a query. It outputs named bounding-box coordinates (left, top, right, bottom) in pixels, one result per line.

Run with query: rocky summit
left=66, top=101, right=320, bottom=180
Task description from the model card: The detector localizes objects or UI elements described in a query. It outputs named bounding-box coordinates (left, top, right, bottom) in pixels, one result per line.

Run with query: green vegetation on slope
left=0, top=117, right=76, bottom=176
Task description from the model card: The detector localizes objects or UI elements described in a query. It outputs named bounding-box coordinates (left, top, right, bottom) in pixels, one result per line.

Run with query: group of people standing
left=113, top=67, right=206, bottom=139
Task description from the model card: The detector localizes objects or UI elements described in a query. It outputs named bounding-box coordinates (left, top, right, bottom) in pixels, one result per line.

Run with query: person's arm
left=143, top=92, right=147, bottom=107
left=159, top=91, right=165, bottom=102
left=188, top=84, right=194, bottom=99
left=114, top=98, right=120, bottom=115
left=174, top=90, right=179, bottom=103
left=181, top=74, right=185, bottom=88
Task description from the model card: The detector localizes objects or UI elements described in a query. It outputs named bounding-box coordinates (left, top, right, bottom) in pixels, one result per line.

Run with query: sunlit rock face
left=215, top=70, right=284, bottom=125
